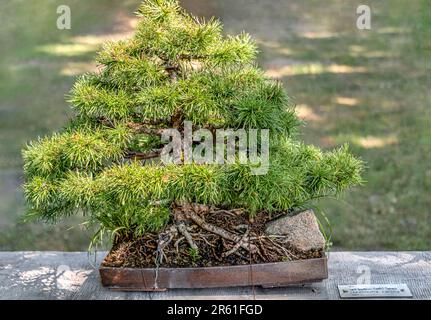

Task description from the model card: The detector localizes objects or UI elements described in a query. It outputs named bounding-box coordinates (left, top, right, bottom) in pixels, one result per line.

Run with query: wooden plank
left=0, top=251, right=430, bottom=299
left=324, top=251, right=431, bottom=300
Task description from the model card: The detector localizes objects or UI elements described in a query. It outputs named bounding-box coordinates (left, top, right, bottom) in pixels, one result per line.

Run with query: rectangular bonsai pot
left=99, top=256, right=328, bottom=291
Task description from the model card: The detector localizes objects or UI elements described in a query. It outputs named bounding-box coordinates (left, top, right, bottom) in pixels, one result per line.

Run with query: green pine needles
left=22, top=0, right=363, bottom=242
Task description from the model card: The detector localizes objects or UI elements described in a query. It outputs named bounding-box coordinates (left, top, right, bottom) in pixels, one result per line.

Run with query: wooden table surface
left=0, top=251, right=430, bottom=300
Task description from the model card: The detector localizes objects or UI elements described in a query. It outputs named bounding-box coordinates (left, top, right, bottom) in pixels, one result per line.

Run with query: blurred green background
left=0, top=0, right=430, bottom=251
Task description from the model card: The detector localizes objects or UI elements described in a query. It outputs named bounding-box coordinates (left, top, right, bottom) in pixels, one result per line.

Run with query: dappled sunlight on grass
left=348, top=45, right=395, bottom=58
left=71, top=24, right=137, bottom=45
left=376, top=26, right=410, bottom=35
left=35, top=43, right=98, bottom=57
left=356, top=135, right=398, bottom=149
left=34, top=8, right=137, bottom=58
left=334, top=97, right=359, bottom=107
left=256, top=39, right=294, bottom=56
left=60, top=62, right=98, bottom=76
left=295, top=104, right=323, bottom=122
left=71, top=35, right=109, bottom=46
left=265, top=62, right=368, bottom=78
left=35, top=28, right=136, bottom=58
left=300, top=30, right=340, bottom=39
left=319, top=136, right=337, bottom=148
left=341, top=134, right=399, bottom=149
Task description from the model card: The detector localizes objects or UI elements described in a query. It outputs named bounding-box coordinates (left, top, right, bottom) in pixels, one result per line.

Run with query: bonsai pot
left=99, top=256, right=328, bottom=291
left=99, top=208, right=329, bottom=291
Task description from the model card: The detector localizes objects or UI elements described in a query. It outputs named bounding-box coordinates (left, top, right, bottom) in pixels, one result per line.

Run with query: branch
left=163, top=63, right=179, bottom=82
left=98, top=117, right=115, bottom=128
left=98, top=118, right=169, bottom=133
left=139, top=118, right=170, bottom=126
left=125, top=148, right=163, bottom=160
left=127, top=123, right=165, bottom=136
left=178, top=53, right=208, bottom=60
left=171, top=108, right=184, bottom=129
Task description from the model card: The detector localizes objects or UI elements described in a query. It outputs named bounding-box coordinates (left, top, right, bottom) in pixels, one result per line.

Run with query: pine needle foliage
left=22, top=0, right=363, bottom=240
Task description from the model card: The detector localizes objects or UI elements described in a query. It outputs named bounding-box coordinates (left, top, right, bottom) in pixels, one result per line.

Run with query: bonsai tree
left=23, top=0, right=363, bottom=266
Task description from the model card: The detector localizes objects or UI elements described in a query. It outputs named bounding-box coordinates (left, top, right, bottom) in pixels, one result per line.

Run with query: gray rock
left=265, top=209, right=326, bottom=252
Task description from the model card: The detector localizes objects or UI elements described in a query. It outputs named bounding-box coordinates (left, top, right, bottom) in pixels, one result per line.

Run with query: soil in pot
left=102, top=204, right=325, bottom=269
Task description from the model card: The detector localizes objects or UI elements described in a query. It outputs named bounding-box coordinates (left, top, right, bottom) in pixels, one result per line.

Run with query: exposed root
left=211, top=209, right=243, bottom=217
left=155, top=225, right=178, bottom=264
left=103, top=205, right=324, bottom=268
left=174, top=236, right=185, bottom=254
left=126, top=149, right=163, bottom=160
left=176, top=222, right=198, bottom=251
left=184, top=210, right=259, bottom=254
left=222, top=228, right=249, bottom=258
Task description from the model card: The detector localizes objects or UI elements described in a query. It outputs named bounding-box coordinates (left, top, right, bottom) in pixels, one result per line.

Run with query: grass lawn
left=1, top=0, right=430, bottom=250
left=0, top=0, right=139, bottom=250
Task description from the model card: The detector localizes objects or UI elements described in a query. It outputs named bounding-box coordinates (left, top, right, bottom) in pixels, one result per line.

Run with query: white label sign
left=338, top=284, right=413, bottom=299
